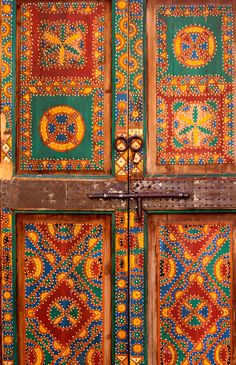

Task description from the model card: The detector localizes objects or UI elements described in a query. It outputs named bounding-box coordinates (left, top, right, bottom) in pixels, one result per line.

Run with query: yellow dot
left=118, top=330, right=126, bottom=340
left=133, top=317, right=142, bottom=327
left=4, top=336, right=13, bottom=344
left=79, top=330, right=87, bottom=339
left=4, top=291, right=11, bottom=300
left=117, top=0, right=127, bottom=10
left=132, top=290, right=141, bottom=300
left=4, top=313, right=12, bottom=321
left=133, top=344, right=143, bottom=353
left=39, top=325, right=47, bottom=334
left=62, top=347, right=70, bottom=357
left=27, top=309, right=34, bottom=318
left=53, top=341, right=61, bottom=350
left=117, top=304, right=126, bottom=313
left=118, top=279, right=126, bottom=289
left=132, top=111, right=139, bottom=118
left=3, top=105, right=10, bottom=113
left=2, top=4, right=11, bottom=13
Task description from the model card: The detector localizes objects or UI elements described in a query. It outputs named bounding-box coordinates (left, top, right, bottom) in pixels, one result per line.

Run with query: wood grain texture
left=3, top=178, right=236, bottom=210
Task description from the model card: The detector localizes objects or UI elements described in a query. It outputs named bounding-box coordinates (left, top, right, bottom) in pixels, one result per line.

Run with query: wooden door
left=146, top=0, right=236, bottom=176
left=142, top=1, right=236, bottom=364
left=16, top=0, right=112, bottom=176
left=1, top=0, right=134, bottom=364
left=1, top=0, right=236, bottom=364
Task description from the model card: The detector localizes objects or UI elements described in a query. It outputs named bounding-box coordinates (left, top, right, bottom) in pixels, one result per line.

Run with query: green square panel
left=30, top=95, right=93, bottom=161
left=19, top=88, right=105, bottom=173
left=163, top=15, right=227, bottom=79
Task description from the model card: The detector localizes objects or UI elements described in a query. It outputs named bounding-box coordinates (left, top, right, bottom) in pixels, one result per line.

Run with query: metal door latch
left=114, top=136, right=143, bottom=164
left=88, top=191, right=189, bottom=220
left=114, top=136, right=143, bottom=153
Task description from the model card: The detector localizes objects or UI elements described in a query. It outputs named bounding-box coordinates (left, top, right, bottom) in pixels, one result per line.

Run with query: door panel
left=148, top=213, right=235, bottom=364
left=147, top=0, right=236, bottom=175
left=16, top=214, right=111, bottom=364
left=16, top=0, right=111, bottom=175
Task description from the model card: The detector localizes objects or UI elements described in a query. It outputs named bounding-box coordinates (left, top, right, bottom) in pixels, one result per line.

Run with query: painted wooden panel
left=147, top=1, right=236, bottom=175
left=1, top=209, right=147, bottom=365
left=16, top=214, right=111, bottom=364
left=16, top=1, right=111, bottom=175
left=1, top=0, right=146, bottom=180
left=148, top=213, right=236, bottom=364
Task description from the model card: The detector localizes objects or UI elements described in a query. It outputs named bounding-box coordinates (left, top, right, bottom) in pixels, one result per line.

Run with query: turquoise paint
left=31, top=94, right=93, bottom=160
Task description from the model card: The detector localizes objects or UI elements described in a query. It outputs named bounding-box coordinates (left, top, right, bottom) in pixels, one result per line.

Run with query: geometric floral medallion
left=35, top=281, right=94, bottom=347
left=173, top=103, right=218, bottom=149
left=169, top=279, right=222, bottom=344
left=40, top=106, right=85, bottom=152
left=173, top=26, right=216, bottom=68
left=38, top=21, right=87, bottom=71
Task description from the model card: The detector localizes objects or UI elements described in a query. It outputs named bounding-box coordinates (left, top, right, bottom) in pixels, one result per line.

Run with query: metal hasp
left=88, top=192, right=190, bottom=220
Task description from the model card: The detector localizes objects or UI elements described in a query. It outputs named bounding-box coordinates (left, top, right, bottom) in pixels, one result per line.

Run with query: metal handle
left=114, top=135, right=144, bottom=153
left=114, top=136, right=129, bottom=152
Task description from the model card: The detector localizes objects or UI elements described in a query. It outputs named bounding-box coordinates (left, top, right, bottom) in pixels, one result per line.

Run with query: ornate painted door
left=0, top=0, right=135, bottom=364
left=1, top=0, right=236, bottom=365
left=142, top=1, right=236, bottom=364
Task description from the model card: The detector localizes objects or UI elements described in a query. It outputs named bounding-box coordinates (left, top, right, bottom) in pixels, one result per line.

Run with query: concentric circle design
left=174, top=25, right=216, bottom=68
left=25, top=254, right=43, bottom=284
left=86, top=349, right=102, bottom=364
left=26, top=342, right=44, bottom=365
left=40, top=105, right=85, bottom=152
left=160, top=255, right=176, bottom=285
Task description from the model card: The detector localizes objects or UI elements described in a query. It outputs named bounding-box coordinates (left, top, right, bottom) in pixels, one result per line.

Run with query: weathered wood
left=2, top=178, right=236, bottom=211
left=0, top=179, right=128, bottom=210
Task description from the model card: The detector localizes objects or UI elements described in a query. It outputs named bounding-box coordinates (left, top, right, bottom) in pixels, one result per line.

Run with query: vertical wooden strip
left=1, top=208, right=14, bottom=364
left=0, top=0, right=14, bottom=178
left=114, top=0, right=129, bottom=180
left=128, top=0, right=145, bottom=179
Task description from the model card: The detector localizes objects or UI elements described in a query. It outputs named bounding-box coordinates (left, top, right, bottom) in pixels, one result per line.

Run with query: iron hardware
left=88, top=191, right=189, bottom=220
left=114, top=136, right=143, bottom=153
